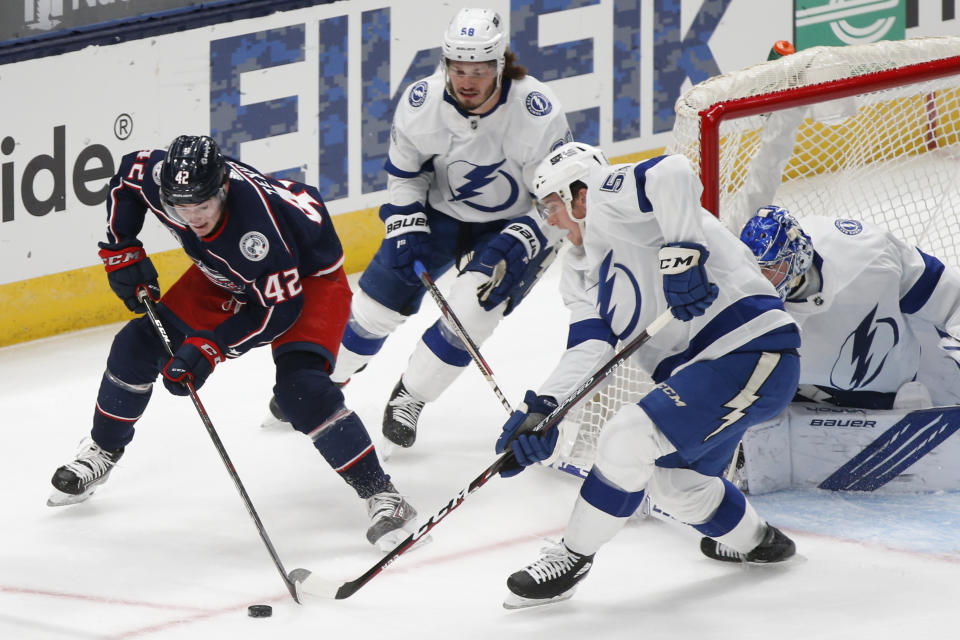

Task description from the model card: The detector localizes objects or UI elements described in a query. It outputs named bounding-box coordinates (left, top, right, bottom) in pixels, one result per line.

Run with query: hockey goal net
left=553, top=37, right=960, bottom=475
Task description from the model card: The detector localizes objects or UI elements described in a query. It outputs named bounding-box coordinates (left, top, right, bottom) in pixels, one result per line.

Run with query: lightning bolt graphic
left=704, top=353, right=781, bottom=442
left=450, top=160, right=506, bottom=202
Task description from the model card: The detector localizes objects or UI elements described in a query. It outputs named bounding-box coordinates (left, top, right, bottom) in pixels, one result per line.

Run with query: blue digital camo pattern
left=210, top=26, right=304, bottom=180
left=653, top=0, right=731, bottom=134
left=318, top=15, right=348, bottom=199
left=361, top=7, right=439, bottom=193
left=613, top=0, right=641, bottom=141
left=206, top=1, right=733, bottom=197
left=511, top=0, right=599, bottom=144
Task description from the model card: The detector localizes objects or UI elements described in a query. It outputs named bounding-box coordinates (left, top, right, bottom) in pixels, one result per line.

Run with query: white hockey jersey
left=539, top=154, right=797, bottom=399
left=385, top=71, right=571, bottom=231
left=785, top=215, right=960, bottom=405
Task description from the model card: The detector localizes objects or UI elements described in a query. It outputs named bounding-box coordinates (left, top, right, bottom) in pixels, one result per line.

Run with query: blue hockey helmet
left=160, top=135, right=228, bottom=207
left=740, top=205, right=813, bottom=299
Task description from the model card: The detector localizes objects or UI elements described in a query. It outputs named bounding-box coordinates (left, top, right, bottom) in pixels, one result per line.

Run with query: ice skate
left=382, top=379, right=425, bottom=448
left=366, top=485, right=418, bottom=551
left=700, top=524, right=796, bottom=563
left=260, top=396, right=291, bottom=428
left=503, top=541, right=594, bottom=609
left=48, top=438, right=124, bottom=507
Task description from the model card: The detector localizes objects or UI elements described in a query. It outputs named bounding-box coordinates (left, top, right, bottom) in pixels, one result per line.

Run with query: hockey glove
left=495, top=390, right=559, bottom=478
left=379, top=203, right=431, bottom=285
left=162, top=332, right=225, bottom=396
left=659, top=242, right=719, bottom=322
left=98, top=239, right=161, bottom=314
left=471, top=219, right=548, bottom=311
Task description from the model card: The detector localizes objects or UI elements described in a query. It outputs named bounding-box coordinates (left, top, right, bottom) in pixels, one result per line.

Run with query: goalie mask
left=740, top=205, right=813, bottom=300
left=533, top=142, right=608, bottom=235
left=441, top=8, right=507, bottom=90
left=159, top=135, right=228, bottom=225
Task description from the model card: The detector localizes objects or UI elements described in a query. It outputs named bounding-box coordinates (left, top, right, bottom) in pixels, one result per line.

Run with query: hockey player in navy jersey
left=494, top=143, right=802, bottom=609
left=47, top=135, right=418, bottom=550
left=741, top=207, right=960, bottom=409
left=297, top=7, right=572, bottom=449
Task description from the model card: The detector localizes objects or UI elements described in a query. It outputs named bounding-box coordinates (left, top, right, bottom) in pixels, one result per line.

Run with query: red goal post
left=550, top=37, right=960, bottom=476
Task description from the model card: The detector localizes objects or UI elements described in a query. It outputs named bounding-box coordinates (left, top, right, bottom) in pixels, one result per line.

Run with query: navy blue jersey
left=105, top=148, right=344, bottom=357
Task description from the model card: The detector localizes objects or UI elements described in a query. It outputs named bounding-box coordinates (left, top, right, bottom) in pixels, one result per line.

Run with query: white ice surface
left=2, top=265, right=959, bottom=639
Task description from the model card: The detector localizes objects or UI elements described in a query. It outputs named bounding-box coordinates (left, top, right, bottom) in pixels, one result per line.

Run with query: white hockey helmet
left=441, top=8, right=507, bottom=81
left=533, top=142, right=609, bottom=211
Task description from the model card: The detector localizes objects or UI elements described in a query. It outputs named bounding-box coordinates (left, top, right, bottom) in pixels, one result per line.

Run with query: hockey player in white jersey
left=494, top=142, right=803, bottom=609
left=740, top=207, right=960, bottom=409
left=287, top=7, right=572, bottom=448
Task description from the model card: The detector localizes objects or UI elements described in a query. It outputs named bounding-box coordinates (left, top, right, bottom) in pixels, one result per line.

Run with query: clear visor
left=446, top=59, right=498, bottom=78
left=161, top=190, right=225, bottom=227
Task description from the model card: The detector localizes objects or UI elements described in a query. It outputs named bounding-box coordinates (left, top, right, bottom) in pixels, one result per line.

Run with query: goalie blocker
left=740, top=400, right=960, bottom=493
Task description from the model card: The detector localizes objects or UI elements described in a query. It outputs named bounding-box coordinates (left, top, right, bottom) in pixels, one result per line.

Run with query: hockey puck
left=247, top=604, right=272, bottom=618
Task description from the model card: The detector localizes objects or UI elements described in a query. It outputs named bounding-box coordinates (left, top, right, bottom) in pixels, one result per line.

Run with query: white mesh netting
left=554, top=37, right=960, bottom=473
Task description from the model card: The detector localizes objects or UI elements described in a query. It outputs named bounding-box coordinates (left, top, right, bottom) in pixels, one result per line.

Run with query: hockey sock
left=691, top=478, right=765, bottom=553
left=311, top=409, right=389, bottom=499
left=275, top=357, right=390, bottom=498
left=563, top=468, right=644, bottom=555
left=91, top=369, right=152, bottom=451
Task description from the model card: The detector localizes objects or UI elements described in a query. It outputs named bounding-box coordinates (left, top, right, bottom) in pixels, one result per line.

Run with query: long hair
left=503, top=49, right=527, bottom=80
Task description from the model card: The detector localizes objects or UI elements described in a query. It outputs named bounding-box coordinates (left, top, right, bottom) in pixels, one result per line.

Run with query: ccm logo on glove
left=100, top=246, right=147, bottom=270
left=658, top=245, right=700, bottom=274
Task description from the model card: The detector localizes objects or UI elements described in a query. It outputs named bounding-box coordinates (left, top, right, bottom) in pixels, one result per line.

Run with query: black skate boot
left=503, top=541, right=594, bottom=609
left=700, top=524, right=796, bottom=563
left=260, top=395, right=290, bottom=428
left=48, top=438, right=124, bottom=507
left=382, top=379, right=425, bottom=448
left=365, top=483, right=418, bottom=551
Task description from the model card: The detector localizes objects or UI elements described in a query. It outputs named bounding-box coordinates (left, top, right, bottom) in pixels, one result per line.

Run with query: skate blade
left=502, top=588, right=576, bottom=610
left=46, top=487, right=95, bottom=507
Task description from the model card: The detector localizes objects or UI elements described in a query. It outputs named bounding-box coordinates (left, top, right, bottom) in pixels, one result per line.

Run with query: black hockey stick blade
left=294, top=309, right=672, bottom=601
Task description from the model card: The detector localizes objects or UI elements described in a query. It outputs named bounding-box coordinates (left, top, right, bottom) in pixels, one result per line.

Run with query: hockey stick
left=137, top=289, right=305, bottom=603
left=414, top=260, right=513, bottom=414
left=294, top=308, right=673, bottom=600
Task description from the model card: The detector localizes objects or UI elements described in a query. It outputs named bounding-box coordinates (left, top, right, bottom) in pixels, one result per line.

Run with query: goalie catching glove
left=471, top=217, right=548, bottom=311
left=659, top=242, right=719, bottom=321
left=494, top=390, right=559, bottom=478
left=162, top=331, right=225, bottom=395
left=98, top=238, right=160, bottom=314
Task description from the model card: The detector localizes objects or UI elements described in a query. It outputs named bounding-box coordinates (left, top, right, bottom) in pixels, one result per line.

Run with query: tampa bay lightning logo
left=409, top=81, right=428, bottom=107
left=597, top=251, right=641, bottom=339
left=830, top=305, right=899, bottom=390
left=446, top=159, right=519, bottom=213
left=525, top=91, right=552, bottom=116
left=835, top=219, right=863, bottom=235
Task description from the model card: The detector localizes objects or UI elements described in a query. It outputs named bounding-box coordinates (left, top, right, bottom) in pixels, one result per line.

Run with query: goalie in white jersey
left=310, top=8, right=572, bottom=448
left=741, top=207, right=960, bottom=409
left=494, top=142, right=803, bottom=609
